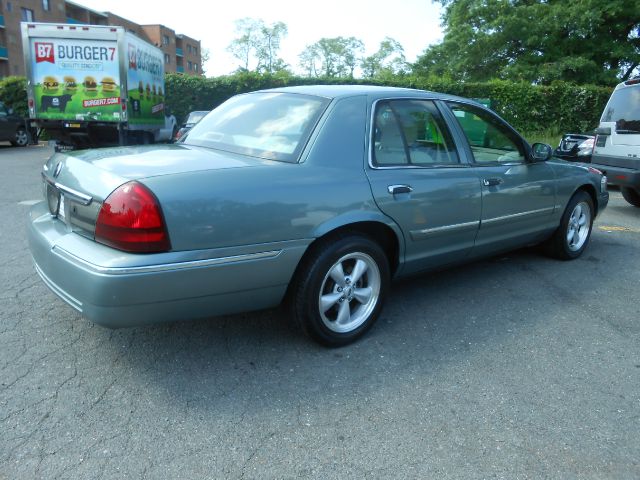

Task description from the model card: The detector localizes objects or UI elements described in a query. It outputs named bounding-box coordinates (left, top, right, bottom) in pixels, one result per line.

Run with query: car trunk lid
left=41, top=143, right=271, bottom=239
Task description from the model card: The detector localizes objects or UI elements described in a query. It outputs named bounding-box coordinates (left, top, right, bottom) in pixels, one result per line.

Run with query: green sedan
left=29, top=86, right=609, bottom=346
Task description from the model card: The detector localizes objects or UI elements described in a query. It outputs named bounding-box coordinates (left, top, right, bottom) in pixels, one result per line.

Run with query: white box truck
left=21, top=22, right=175, bottom=149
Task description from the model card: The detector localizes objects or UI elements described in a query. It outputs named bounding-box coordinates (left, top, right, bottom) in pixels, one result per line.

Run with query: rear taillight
left=95, top=181, right=170, bottom=253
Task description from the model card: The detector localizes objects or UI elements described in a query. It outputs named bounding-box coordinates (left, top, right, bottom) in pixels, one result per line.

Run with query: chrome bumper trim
left=51, top=247, right=283, bottom=275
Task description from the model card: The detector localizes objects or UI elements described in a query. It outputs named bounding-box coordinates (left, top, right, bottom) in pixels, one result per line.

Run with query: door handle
left=482, top=178, right=503, bottom=187
left=387, top=184, right=413, bottom=195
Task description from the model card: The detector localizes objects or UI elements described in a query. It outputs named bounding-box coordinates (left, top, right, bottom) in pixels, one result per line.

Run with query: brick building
left=0, top=0, right=202, bottom=77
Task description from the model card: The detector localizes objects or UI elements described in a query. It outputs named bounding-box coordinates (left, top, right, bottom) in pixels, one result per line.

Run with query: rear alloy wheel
left=11, top=127, right=29, bottom=147
left=292, top=235, right=390, bottom=347
left=621, top=187, right=640, bottom=207
left=544, top=190, right=594, bottom=260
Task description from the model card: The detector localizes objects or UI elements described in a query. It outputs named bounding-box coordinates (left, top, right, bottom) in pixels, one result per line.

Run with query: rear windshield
left=184, top=92, right=329, bottom=162
left=602, top=85, right=640, bottom=132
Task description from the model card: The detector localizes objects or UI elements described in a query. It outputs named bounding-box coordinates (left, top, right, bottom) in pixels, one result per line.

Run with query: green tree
left=0, top=76, right=28, bottom=116
left=414, top=0, right=640, bottom=85
left=298, top=37, right=364, bottom=78
left=227, top=18, right=262, bottom=71
left=256, top=21, right=288, bottom=73
left=361, top=37, right=407, bottom=79
left=227, top=18, right=289, bottom=73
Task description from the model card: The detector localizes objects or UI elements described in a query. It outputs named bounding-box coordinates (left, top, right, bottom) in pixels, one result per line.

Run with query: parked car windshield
left=185, top=111, right=209, bottom=125
left=184, top=92, right=329, bottom=162
left=602, top=85, right=640, bottom=129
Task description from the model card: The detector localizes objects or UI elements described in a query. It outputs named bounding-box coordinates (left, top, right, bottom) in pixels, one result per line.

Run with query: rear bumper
left=591, top=154, right=640, bottom=188
left=29, top=202, right=308, bottom=328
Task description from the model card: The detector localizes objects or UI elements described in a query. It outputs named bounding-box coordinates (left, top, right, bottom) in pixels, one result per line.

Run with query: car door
left=444, top=101, right=556, bottom=256
left=365, top=98, right=482, bottom=276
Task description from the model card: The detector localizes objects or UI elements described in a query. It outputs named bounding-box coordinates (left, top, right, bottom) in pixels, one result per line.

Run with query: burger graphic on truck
left=83, top=76, right=98, bottom=92
left=43, top=76, right=59, bottom=92
left=63, top=76, right=78, bottom=92
left=101, top=76, right=117, bottom=93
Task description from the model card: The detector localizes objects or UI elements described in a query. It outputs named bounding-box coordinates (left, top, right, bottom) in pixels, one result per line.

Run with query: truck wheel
left=290, top=234, right=390, bottom=347
left=621, top=187, right=640, bottom=207
left=11, top=127, right=29, bottom=147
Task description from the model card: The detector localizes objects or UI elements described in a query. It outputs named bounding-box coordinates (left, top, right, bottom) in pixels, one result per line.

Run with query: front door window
left=448, top=103, right=525, bottom=164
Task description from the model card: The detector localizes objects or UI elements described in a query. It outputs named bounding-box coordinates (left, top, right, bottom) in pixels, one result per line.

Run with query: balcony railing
left=176, top=47, right=183, bottom=57
left=66, top=17, right=83, bottom=24
left=0, top=15, right=5, bottom=27
left=176, top=66, right=184, bottom=73
left=0, top=46, right=8, bottom=59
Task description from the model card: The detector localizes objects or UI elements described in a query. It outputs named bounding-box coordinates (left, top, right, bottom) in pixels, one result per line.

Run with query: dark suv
left=0, top=101, right=30, bottom=147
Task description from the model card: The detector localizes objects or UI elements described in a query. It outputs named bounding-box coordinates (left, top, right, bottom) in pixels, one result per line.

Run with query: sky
left=74, top=0, right=444, bottom=76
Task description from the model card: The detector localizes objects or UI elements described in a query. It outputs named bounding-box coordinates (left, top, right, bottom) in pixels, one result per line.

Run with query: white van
left=591, top=78, right=640, bottom=206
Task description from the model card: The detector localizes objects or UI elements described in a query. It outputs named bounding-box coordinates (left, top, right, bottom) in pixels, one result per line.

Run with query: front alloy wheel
left=566, top=201, right=591, bottom=252
left=544, top=190, right=594, bottom=260
left=291, top=234, right=390, bottom=347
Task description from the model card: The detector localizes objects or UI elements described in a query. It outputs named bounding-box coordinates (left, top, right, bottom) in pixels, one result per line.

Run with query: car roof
left=255, top=84, right=480, bottom=105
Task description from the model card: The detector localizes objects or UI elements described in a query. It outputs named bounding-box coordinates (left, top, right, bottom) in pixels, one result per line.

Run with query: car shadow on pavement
left=83, top=242, right=621, bottom=415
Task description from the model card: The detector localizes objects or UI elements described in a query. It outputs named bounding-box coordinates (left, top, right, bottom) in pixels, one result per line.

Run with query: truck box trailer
left=21, top=22, right=174, bottom=149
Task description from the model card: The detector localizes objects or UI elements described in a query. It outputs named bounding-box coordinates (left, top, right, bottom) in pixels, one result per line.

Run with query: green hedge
left=0, top=73, right=612, bottom=135
left=0, top=76, right=29, bottom=117
left=166, top=73, right=613, bottom=134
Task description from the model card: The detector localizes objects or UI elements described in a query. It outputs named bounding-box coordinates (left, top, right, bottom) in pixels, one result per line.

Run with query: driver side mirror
left=530, top=142, right=552, bottom=162
left=7, top=107, right=14, bottom=115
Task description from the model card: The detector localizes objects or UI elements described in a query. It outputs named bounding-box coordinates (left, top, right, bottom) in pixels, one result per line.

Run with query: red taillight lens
left=95, top=182, right=170, bottom=253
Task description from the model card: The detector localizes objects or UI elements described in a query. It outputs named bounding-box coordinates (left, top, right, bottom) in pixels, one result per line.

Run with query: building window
left=193, top=46, right=198, bottom=55
left=194, top=64, right=198, bottom=73
left=21, top=7, right=35, bottom=21
left=164, top=53, right=170, bottom=64
left=187, top=44, right=192, bottom=54
left=162, top=35, right=170, bottom=46
left=42, top=0, right=50, bottom=11
left=187, top=61, right=192, bottom=70
left=6, top=2, right=12, bottom=13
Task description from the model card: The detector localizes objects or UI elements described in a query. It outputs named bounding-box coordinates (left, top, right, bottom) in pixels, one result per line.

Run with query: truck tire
left=621, top=187, right=640, bottom=207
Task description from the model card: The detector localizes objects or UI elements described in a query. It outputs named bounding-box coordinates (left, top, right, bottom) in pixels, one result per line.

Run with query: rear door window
left=372, top=99, right=459, bottom=166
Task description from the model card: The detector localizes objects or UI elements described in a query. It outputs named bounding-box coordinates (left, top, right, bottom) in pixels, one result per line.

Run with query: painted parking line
left=18, top=200, right=40, bottom=206
left=598, top=225, right=640, bottom=233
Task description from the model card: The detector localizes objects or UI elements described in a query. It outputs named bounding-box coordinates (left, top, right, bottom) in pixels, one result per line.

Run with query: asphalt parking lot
left=1, top=144, right=639, bottom=479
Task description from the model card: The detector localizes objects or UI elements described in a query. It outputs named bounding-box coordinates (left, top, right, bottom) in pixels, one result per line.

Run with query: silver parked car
left=29, top=86, right=609, bottom=346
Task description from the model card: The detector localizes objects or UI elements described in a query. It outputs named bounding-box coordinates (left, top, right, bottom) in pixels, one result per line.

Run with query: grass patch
left=522, top=129, right=563, bottom=147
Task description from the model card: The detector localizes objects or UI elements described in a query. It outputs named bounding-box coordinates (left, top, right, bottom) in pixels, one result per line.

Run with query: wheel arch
left=575, top=183, right=598, bottom=215
left=284, top=217, right=404, bottom=306
left=310, top=214, right=404, bottom=277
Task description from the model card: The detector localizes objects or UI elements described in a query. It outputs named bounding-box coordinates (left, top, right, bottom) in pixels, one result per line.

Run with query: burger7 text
left=57, top=45, right=116, bottom=62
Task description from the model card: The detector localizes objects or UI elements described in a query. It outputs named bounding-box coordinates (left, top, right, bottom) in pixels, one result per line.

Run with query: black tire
left=621, top=187, right=640, bottom=207
left=11, top=127, right=29, bottom=147
left=544, top=190, right=594, bottom=260
left=291, top=234, right=390, bottom=347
